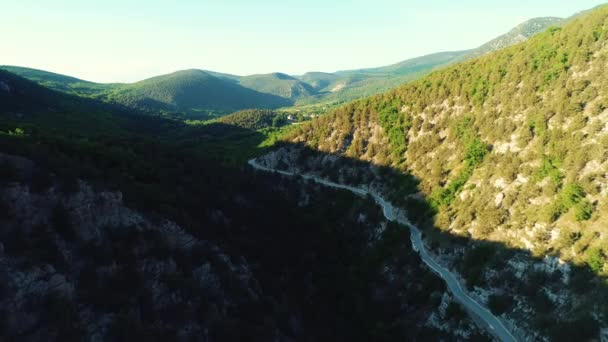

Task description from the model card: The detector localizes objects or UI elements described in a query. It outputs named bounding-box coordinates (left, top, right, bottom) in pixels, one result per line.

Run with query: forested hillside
left=268, top=5, right=608, bottom=340
left=0, top=70, right=487, bottom=341
left=216, top=109, right=288, bottom=130
left=0, top=65, right=117, bottom=96
left=105, top=70, right=291, bottom=118
left=239, top=73, right=315, bottom=100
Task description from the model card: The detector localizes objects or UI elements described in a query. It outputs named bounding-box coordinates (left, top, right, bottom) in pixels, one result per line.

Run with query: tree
left=586, top=247, right=605, bottom=273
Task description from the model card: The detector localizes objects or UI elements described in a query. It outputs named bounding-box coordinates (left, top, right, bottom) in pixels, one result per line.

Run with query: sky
left=1, top=0, right=606, bottom=83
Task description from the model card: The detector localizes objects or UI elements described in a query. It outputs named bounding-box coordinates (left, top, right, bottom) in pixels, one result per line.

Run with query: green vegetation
left=284, top=5, right=608, bottom=337
left=289, top=4, right=608, bottom=252
left=0, top=65, right=118, bottom=96
left=1, top=16, right=561, bottom=119
left=0, top=68, right=479, bottom=341
left=105, top=70, right=290, bottom=119
left=377, top=99, right=411, bottom=163
left=586, top=247, right=606, bottom=273
left=550, top=183, right=594, bottom=221
left=430, top=117, right=488, bottom=209
left=239, top=72, right=315, bottom=100
left=213, top=109, right=289, bottom=130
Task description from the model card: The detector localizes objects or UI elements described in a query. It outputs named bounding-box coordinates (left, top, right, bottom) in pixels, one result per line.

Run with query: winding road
left=248, top=159, right=518, bottom=342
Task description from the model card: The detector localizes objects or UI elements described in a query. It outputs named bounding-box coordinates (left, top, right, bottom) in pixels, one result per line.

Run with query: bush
left=575, top=200, right=594, bottom=221
left=586, top=247, right=605, bottom=273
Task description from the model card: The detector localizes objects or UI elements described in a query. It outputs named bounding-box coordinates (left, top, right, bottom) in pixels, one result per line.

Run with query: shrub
left=586, top=247, right=606, bottom=273
left=575, top=200, right=594, bottom=221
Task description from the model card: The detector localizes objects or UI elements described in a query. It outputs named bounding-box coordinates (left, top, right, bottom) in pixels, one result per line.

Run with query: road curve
left=248, top=159, right=518, bottom=342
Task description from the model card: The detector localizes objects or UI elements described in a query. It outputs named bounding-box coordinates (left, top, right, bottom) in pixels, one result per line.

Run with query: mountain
left=344, top=51, right=471, bottom=76
left=0, top=69, right=487, bottom=340
left=297, top=17, right=563, bottom=106
left=2, top=16, right=563, bottom=117
left=294, top=51, right=471, bottom=106
left=105, top=69, right=290, bottom=116
left=260, top=5, right=608, bottom=340
left=239, top=72, right=315, bottom=100
left=298, top=71, right=340, bottom=90
left=0, top=65, right=117, bottom=96
left=463, top=17, right=564, bottom=60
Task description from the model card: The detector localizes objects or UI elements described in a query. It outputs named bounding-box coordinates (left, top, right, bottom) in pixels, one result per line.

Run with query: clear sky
left=2, top=0, right=605, bottom=83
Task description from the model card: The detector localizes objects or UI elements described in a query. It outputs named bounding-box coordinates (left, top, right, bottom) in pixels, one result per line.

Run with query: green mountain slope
left=106, top=69, right=290, bottom=116
left=297, top=17, right=563, bottom=107
left=0, top=65, right=117, bottom=96
left=276, top=5, right=608, bottom=338
left=298, top=71, right=340, bottom=90
left=345, top=50, right=470, bottom=76
left=239, top=72, right=315, bottom=100
left=295, top=51, right=471, bottom=106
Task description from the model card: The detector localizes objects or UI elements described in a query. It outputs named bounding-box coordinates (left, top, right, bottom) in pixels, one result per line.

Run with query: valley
left=2, top=2, right=608, bottom=341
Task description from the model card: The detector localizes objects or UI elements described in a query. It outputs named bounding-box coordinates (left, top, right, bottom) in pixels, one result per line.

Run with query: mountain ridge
left=1, top=15, right=565, bottom=117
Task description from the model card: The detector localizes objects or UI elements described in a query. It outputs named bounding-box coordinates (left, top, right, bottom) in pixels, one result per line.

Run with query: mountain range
left=2, top=3, right=608, bottom=341
left=2, top=16, right=563, bottom=119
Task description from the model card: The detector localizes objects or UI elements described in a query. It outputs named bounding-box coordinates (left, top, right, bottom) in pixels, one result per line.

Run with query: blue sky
left=2, top=0, right=605, bottom=82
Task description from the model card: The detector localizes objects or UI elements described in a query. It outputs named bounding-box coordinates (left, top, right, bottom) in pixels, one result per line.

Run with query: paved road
left=248, top=159, right=518, bottom=342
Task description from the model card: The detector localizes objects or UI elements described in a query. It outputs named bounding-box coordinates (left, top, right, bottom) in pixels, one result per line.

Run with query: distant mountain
left=239, top=73, right=315, bottom=100
left=295, top=17, right=562, bottom=106
left=298, top=72, right=340, bottom=91
left=345, top=50, right=470, bottom=76
left=0, top=69, right=181, bottom=138
left=1, top=15, right=566, bottom=116
left=0, top=65, right=117, bottom=96
left=463, top=17, right=564, bottom=60
left=105, top=69, right=290, bottom=115
left=294, top=51, right=471, bottom=106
